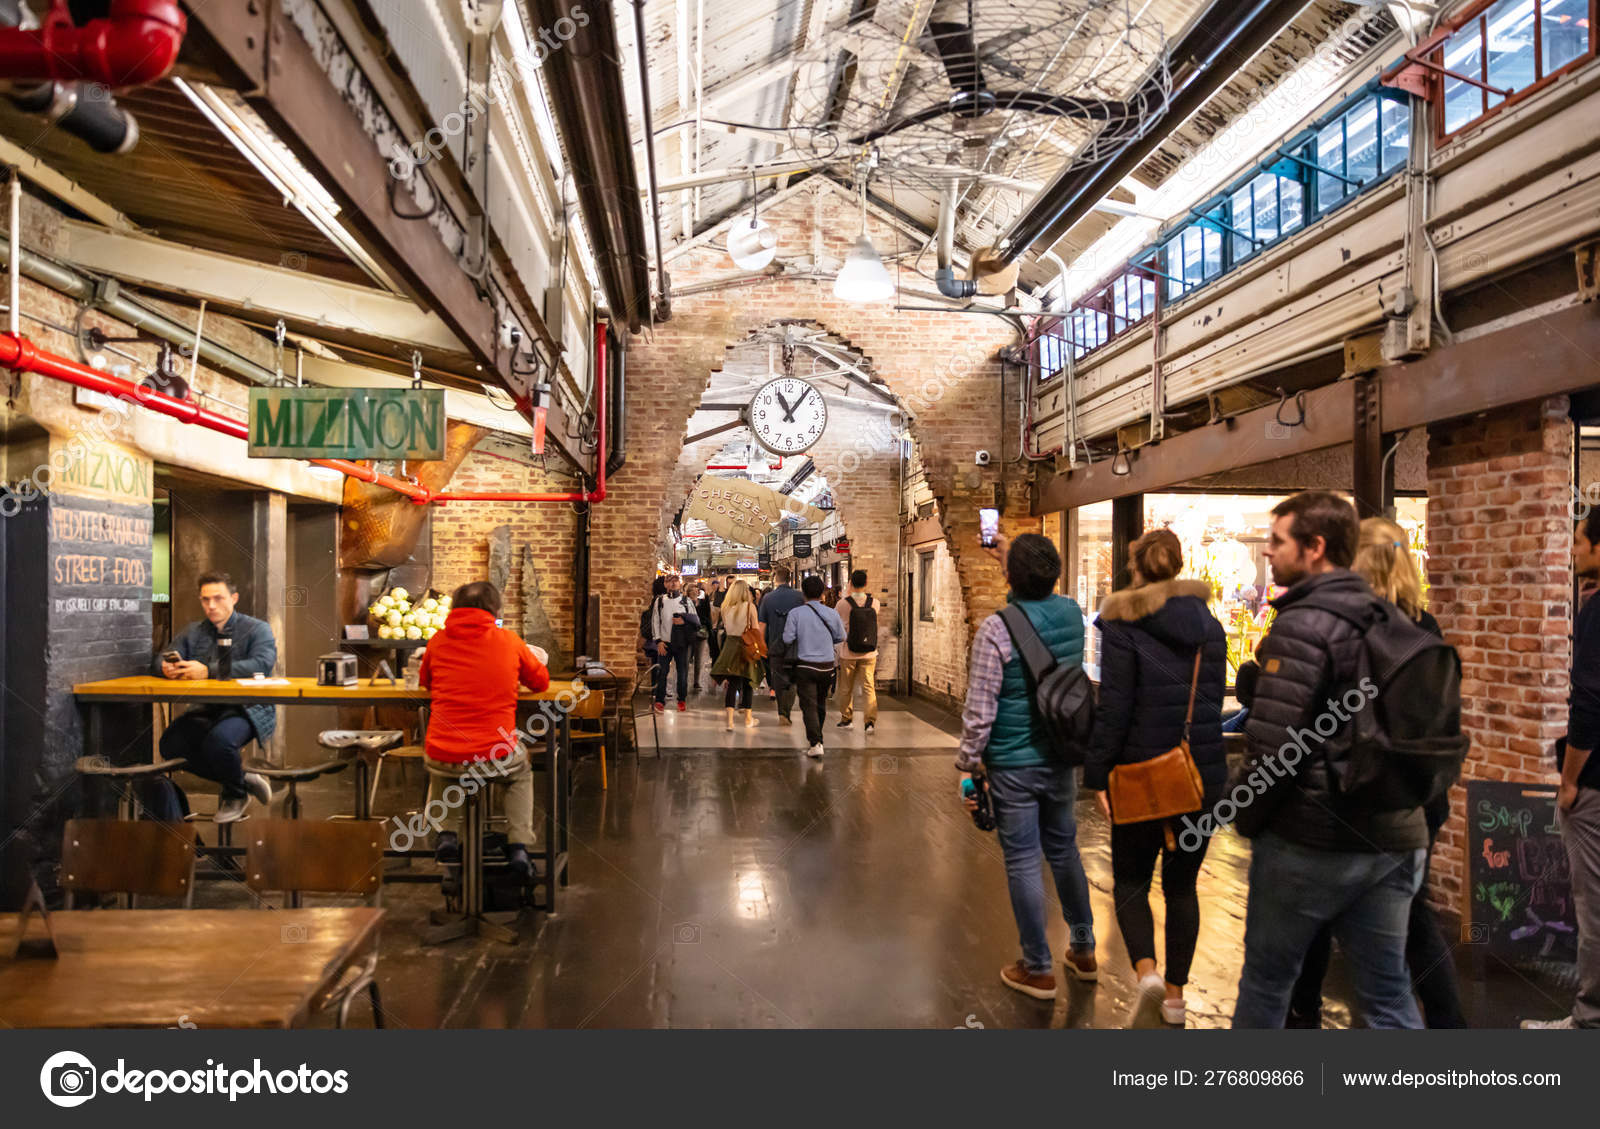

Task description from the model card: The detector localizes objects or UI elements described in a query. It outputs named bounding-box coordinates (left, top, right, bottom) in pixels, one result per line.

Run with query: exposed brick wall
left=429, top=447, right=582, bottom=655
left=909, top=532, right=970, bottom=708
left=592, top=179, right=1036, bottom=670
left=1426, top=396, right=1573, bottom=909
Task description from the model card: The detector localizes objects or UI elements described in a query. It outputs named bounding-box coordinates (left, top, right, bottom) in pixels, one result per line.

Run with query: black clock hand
left=774, top=390, right=795, bottom=422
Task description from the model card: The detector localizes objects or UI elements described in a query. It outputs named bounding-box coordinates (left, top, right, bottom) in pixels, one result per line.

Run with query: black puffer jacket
left=1233, top=569, right=1428, bottom=852
left=1084, top=579, right=1228, bottom=792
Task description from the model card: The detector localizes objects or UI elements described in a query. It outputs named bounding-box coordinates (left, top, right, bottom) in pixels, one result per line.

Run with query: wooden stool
left=420, top=761, right=520, bottom=946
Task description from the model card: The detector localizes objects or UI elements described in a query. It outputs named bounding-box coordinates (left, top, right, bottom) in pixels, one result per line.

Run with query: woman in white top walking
left=710, top=579, right=765, bottom=730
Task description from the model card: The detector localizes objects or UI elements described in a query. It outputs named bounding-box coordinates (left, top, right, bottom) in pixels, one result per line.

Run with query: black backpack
left=1309, top=595, right=1470, bottom=812
left=845, top=595, right=878, bottom=653
left=997, top=604, right=1096, bottom=765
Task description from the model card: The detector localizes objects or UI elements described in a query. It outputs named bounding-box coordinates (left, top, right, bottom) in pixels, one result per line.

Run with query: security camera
left=974, top=450, right=991, bottom=466
left=500, top=322, right=523, bottom=351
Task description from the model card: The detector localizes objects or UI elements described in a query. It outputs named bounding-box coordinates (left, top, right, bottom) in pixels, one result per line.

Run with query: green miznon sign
left=248, top=387, right=446, bottom=461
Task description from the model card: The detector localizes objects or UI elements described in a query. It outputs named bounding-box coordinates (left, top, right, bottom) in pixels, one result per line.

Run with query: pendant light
left=727, top=170, right=778, bottom=270
left=833, top=178, right=893, bottom=304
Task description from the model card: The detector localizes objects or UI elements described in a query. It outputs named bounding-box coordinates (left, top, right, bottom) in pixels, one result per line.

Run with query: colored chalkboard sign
left=1465, top=780, right=1576, bottom=963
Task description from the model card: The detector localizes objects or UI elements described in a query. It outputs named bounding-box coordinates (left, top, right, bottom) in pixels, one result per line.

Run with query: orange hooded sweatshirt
left=418, top=606, right=550, bottom=762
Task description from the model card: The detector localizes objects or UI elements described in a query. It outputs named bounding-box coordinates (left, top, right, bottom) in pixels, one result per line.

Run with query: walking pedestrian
left=782, top=575, right=845, bottom=758
left=647, top=573, right=699, bottom=713
left=711, top=579, right=764, bottom=731
left=835, top=570, right=880, bottom=732
left=1289, top=515, right=1468, bottom=1028
left=1523, top=508, right=1600, bottom=1027
left=1084, top=529, right=1226, bottom=1027
left=759, top=566, right=804, bottom=725
left=1230, top=492, right=1431, bottom=1029
left=957, top=533, right=1097, bottom=1001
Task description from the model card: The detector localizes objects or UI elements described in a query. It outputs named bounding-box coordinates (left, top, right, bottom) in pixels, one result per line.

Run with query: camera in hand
left=961, top=775, right=996, bottom=832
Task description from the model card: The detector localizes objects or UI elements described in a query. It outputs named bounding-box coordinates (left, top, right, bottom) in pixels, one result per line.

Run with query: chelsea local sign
left=248, top=387, right=445, bottom=461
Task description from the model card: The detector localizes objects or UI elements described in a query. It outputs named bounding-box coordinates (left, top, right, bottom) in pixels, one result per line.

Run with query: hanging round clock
left=747, top=376, right=827, bottom=456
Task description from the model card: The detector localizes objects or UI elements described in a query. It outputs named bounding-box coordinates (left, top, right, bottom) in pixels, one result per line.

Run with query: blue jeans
left=158, top=711, right=253, bottom=798
left=1233, top=832, right=1426, bottom=1028
left=987, top=765, right=1096, bottom=977
left=653, top=643, right=689, bottom=704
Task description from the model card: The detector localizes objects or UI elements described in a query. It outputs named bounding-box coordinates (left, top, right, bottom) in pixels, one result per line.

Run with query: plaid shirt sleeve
left=956, top=614, right=1012, bottom=772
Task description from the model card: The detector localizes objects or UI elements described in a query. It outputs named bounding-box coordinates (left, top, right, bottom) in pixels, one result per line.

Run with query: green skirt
left=711, top=634, right=765, bottom=685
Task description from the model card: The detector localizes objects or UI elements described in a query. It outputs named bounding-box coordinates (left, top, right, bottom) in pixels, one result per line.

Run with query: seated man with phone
left=152, top=571, right=277, bottom=822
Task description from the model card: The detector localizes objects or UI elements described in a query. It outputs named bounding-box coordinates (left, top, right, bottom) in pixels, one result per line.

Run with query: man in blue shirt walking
left=782, top=575, right=845, bottom=758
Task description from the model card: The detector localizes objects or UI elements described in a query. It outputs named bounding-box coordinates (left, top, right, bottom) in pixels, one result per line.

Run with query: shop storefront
left=1065, top=492, right=1426, bottom=682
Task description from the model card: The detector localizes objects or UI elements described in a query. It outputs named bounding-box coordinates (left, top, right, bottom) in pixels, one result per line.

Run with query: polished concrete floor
left=183, top=692, right=1573, bottom=1029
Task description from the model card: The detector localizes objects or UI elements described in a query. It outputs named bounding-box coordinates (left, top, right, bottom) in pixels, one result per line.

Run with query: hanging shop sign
left=248, top=387, right=446, bottom=461
left=833, top=538, right=850, bottom=553
left=735, top=557, right=759, bottom=571
left=681, top=562, right=700, bottom=576
left=686, top=476, right=826, bottom=547
left=757, top=550, right=771, bottom=570
left=793, top=533, right=813, bottom=559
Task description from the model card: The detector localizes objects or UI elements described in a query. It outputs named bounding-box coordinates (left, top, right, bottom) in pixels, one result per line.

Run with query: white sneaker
left=805, top=743, right=824, bottom=759
left=1161, top=998, right=1186, bottom=1026
left=1520, top=1015, right=1576, bottom=1029
left=242, top=772, right=273, bottom=807
left=214, top=794, right=249, bottom=824
left=1137, top=971, right=1165, bottom=1001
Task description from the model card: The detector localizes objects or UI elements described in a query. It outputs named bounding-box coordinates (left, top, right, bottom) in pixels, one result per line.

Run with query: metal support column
left=1352, top=375, right=1392, bottom=520
left=1110, top=494, right=1143, bottom=592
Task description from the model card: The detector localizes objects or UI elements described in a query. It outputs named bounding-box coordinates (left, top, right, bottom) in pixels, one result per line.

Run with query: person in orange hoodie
left=417, top=581, right=549, bottom=878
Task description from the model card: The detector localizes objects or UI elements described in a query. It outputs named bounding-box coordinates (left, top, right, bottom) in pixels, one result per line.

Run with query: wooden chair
left=568, top=690, right=608, bottom=789
left=244, top=820, right=386, bottom=1027
left=61, top=819, right=198, bottom=909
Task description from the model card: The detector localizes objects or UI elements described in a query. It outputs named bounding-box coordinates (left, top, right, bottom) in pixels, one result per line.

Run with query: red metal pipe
left=705, top=457, right=783, bottom=470
left=0, top=0, right=186, bottom=86
left=0, top=332, right=431, bottom=502
left=2, top=326, right=613, bottom=506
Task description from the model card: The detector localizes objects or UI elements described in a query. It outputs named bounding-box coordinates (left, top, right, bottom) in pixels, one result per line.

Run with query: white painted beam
left=59, top=219, right=467, bottom=355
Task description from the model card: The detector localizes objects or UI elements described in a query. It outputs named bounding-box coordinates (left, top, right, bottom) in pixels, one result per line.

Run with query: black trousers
left=1110, top=812, right=1214, bottom=986
left=722, top=676, right=752, bottom=710
left=1289, top=845, right=1467, bottom=1027
left=793, top=665, right=834, bottom=746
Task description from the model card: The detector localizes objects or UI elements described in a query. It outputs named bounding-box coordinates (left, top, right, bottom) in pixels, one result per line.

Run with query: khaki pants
left=424, top=750, right=536, bottom=847
left=835, top=654, right=878, bottom=724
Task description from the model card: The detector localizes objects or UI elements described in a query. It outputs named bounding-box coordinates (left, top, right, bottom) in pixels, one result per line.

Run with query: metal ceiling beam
left=59, top=220, right=467, bottom=357
left=1033, top=302, right=1600, bottom=514
left=179, top=1, right=588, bottom=473
left=1000, top=0, right=1314, bottom=264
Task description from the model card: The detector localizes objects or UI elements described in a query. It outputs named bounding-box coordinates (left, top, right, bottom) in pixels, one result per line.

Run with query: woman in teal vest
left=957, top=533, right=1096, bottom=1001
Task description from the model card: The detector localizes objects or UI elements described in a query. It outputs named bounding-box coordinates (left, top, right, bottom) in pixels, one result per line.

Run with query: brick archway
left=590, top=180, right=1039, bottom=672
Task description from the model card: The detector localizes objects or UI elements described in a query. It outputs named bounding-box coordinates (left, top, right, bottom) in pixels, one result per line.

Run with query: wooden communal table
left=0, top=908, right=384, bottom=1028
left=73, top=677, right=580, bottom=911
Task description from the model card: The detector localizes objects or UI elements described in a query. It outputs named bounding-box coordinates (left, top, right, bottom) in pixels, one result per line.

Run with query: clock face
left=748, top=377, right=828, bottom=455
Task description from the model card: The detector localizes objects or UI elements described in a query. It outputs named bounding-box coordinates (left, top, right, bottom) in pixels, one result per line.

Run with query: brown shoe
left=1062, top=948, right=1099, bottom=982
left=1000, top=960, right=1057, bottom=1000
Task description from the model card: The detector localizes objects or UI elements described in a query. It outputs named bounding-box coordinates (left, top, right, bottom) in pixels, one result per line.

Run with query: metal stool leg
left=421, top=784, right=519, bottom=946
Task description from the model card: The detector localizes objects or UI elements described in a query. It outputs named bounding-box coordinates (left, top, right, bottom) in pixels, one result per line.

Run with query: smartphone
left=979, top=507, right=1000, bottom=548
left=162, top=650, right=183, bottom=663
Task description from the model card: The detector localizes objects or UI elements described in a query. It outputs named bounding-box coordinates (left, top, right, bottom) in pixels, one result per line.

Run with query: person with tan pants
left=834, top=569, right=879, bottom=732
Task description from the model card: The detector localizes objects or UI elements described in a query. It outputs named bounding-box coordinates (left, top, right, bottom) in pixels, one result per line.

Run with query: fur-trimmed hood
left=1095, top=579, right=1217, bottom=649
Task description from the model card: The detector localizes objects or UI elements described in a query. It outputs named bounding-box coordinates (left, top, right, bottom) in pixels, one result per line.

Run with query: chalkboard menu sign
left=1466, top=780, right=1576, bottom=962
left=793, top=533, right=812, bottom=559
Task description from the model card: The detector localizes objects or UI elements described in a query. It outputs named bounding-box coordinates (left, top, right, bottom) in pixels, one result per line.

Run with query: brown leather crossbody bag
left=1107, top=650, right=1205, bottom=833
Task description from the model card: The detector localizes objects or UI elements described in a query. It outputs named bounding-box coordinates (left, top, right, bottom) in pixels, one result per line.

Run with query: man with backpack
left=646, top=573, right=699, bottom=713
left=956, top=533, right=1097, bottom=1001
left=1230, top=491, right=1461, bottom=1029
left=835, top=570, right=879, bottom=732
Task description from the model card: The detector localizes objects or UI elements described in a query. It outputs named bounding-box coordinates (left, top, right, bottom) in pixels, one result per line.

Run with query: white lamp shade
left=833, top=236, right=895, bottom=303
left=727, top=217, right=778, bottom=270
